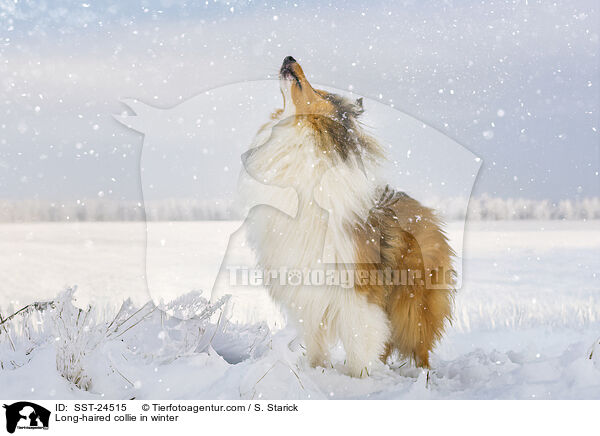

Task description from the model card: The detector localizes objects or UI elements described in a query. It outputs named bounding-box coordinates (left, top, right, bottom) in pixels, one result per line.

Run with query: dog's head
left=279, top=56, right=363, bottom=119
left=277, top=56, right=378, bottom=161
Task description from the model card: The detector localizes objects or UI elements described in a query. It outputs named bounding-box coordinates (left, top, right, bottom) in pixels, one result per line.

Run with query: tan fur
left=354, top=186, right=455, bottom=368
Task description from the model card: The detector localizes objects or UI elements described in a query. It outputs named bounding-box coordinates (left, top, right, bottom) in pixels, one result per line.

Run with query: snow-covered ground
left=0, top=220, right=599, bottom=399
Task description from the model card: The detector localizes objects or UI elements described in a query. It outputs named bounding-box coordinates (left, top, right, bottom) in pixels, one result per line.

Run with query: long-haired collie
left=242, top=56, right=455, bottom=377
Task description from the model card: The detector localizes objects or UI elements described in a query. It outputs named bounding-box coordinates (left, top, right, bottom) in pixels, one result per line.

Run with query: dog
left=242, top=56, right=455, bottom=377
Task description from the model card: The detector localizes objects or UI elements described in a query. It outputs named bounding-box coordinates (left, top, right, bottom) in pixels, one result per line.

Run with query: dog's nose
left=283, top=56, right=296, bottom=65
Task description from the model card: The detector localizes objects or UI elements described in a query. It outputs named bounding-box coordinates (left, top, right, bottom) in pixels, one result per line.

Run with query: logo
left=3, top=402, right=50, bottom=434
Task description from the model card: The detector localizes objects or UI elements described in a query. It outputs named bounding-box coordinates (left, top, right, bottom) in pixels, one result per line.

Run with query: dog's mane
left=272, top=91, right=384, bottom=164
left=308, top=91, right=383, bottom=163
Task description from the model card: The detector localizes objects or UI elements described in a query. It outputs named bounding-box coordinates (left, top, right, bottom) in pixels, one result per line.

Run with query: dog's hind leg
left=304, top=320, right=332, bottom=368
left=388, top=279, right=453, bottom=368
left=337, top=292, right=390, bottom=378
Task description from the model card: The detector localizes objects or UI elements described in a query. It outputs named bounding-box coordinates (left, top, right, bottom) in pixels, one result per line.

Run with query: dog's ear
left=355, top=97, right=364, bottom=115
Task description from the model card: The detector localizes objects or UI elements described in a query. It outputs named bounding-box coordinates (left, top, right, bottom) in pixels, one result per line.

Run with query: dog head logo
left=115, top=56, right=480, bottom=314
left=3, top=402, right=50, bottom=434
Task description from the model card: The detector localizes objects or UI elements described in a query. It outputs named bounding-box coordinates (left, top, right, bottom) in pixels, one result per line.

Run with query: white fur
left=243, top=108, right=390, bottom=377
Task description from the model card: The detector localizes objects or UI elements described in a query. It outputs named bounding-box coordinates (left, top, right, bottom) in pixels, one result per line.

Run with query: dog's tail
left=373, top=187, right=456, bottom=368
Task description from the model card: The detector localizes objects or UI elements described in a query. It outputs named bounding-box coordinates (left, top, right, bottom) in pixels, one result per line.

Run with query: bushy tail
left=372, top=187, right=455, bottom=368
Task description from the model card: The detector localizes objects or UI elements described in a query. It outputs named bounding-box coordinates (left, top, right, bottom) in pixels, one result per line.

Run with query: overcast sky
left=0, top=0, right=598, bottom=202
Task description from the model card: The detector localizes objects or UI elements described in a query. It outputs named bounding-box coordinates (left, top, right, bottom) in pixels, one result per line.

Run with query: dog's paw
left=309, top=357, right=333, bottom=370
left=346, top=363, right=370, bottom=378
